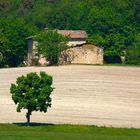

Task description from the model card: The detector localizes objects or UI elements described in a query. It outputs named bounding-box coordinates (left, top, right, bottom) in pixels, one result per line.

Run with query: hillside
left=0, top=0, right=140, bottom=67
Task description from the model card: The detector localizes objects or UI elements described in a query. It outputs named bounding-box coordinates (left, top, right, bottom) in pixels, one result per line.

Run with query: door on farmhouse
left=64, top=55, right=71, bottom=64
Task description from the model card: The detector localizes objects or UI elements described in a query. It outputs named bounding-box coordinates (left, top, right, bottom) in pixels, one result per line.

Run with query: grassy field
left=0, top=124, right=140, bottom=140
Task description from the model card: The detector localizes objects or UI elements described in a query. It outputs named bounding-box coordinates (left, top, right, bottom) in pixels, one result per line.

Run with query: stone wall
left=59, top=44, right=103, bottom=65
left=27, top=39, right=33, bottom=66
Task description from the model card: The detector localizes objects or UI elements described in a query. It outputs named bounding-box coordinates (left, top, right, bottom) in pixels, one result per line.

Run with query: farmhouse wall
left=59, top=44, right=103, bottom=65
left=27, top=39, right=33, bottom=66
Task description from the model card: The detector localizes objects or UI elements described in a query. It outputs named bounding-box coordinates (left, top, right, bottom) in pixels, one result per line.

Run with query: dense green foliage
left=125, top=34, right=140, bottom=64
left=0, top=18, right=37, bottom=67
left=10, top=71, right=54, bottom=126
left=0, top=124, right=140, bottom=140
left=0, top=0, right=140, bottom=66
left=34, top=30, right=69, bottom=65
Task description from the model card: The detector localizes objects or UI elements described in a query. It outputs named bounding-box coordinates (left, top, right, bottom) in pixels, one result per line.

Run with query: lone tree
left=10, top=71, right=54, bottom=126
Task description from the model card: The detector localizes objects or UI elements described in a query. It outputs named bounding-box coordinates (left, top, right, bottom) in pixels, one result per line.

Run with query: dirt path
left=0, top=65, right=140, bottom=128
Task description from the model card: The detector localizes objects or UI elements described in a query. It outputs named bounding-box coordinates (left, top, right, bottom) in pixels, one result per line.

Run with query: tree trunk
left=26, top=110, right=31, bottom=127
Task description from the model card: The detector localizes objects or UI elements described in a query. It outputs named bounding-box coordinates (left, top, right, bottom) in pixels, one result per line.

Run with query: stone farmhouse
left=27, top=30, right=103, bottom=66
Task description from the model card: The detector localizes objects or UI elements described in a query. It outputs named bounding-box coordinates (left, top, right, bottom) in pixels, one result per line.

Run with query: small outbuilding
left=59, top=44, right=103, bottom=65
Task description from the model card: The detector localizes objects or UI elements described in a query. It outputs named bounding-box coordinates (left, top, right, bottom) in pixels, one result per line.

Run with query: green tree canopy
left=34, top=30, right=69, bottom=65
left=125, top=34, right=140, bottom=65
left=0, top=18, right=37, bottom=67
left=0, top=0, right=140, bottom=65
left=10, top=71, right=54, bottom=126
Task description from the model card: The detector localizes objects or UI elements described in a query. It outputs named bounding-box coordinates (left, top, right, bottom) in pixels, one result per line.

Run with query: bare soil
left=0, top=65, right=140, bottom=128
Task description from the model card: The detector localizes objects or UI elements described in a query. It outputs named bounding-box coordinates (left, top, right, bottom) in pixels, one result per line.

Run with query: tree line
left=0, top=0, right=140, bottom=67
